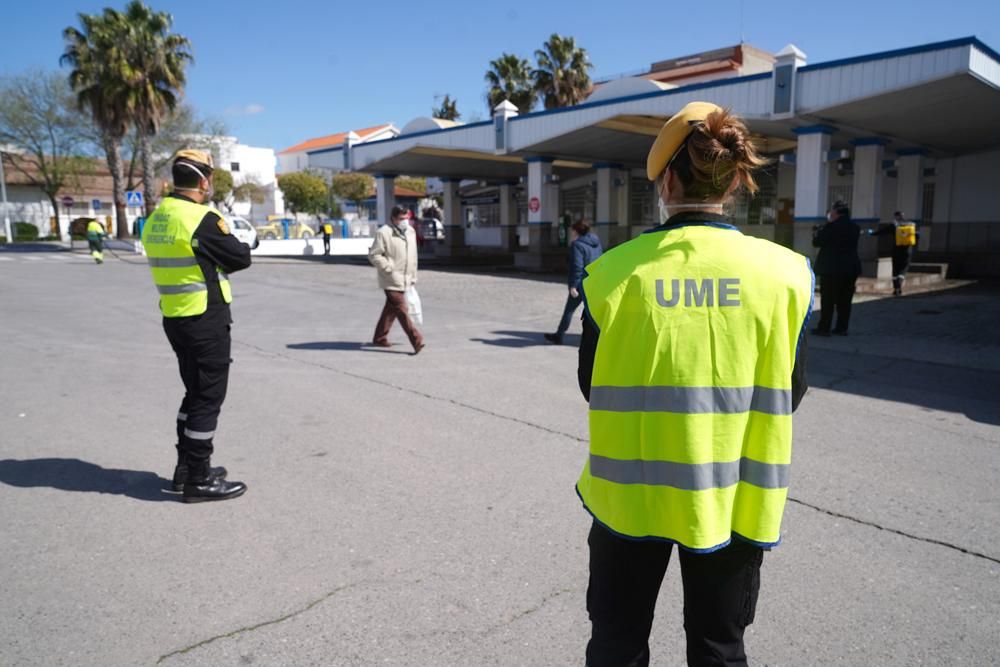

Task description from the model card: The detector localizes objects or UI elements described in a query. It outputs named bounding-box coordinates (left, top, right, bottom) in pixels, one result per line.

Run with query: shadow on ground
left=808, top=282, right=1000, bottom=425
left=286, top=341, right=404, bottom=353
left=0, top=458, right=176, bottom=502
left=471, top=330, right=581, bottom=348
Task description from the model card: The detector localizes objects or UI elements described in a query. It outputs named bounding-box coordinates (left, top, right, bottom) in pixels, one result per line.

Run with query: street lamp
left=0, top=150, right=12, bottom=244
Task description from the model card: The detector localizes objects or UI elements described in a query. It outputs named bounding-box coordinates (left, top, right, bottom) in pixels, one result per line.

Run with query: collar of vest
left=168, top=192, right=198, bottom=204
left=644, top=211, right=739, bottom=235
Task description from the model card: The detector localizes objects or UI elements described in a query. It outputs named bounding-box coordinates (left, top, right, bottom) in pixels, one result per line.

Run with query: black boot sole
left=182, top=486, right=247, bottom=503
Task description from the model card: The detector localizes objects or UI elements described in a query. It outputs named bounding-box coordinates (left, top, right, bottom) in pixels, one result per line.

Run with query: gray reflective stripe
left=183, top=428, right=215, bottom=440
left=589, top=385, right=791, bottom=416
left=147, top=256, right=199, bottom=268
left=218, top=272, right=229, bottom=281
left=590, top=454, right=789, bottom=490
left=157, top=282, right=207, bottom=295
left=177, top=412, right=188, bottom=421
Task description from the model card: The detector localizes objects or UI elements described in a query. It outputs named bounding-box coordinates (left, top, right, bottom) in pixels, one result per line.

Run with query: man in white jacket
left=368, top=205, right=425, bottom=353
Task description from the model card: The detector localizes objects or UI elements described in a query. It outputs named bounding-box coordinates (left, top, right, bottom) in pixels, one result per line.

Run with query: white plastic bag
left=405, top=285, right=423, bottom=325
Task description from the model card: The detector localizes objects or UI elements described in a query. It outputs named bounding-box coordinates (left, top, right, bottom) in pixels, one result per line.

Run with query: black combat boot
left=172, top=449, right=228, bottom=492
left=182, top=460, right=247, bottom=504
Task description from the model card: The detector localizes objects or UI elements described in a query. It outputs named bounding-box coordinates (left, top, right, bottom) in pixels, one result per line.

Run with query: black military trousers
left=585, top=521, right=764, bottom=667
left=816, top=274, right=857, bottom=333
left=163, top=311, right=232, bottom=462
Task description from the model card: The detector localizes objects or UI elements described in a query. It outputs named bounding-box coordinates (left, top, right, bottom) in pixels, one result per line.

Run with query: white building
left=348, top=37, right=1000, bottom=277
left=204, top=135, right=284, bottom=223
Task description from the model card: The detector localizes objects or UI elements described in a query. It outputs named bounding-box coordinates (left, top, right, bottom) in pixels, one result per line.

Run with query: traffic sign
left=60, top=195, right=75, bottom=208
left=126, top=191, right=144, bottom=207
left=528, top=196, right=540, bottom=213
left=92, top=199, right=102, bottom=211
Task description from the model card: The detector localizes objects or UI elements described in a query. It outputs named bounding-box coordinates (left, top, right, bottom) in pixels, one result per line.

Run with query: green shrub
left=13, top=222, right=39, bottom=241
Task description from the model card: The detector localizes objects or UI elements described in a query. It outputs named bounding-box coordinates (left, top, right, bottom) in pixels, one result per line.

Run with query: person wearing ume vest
left=142, top=149, right=251, bottom=503
left=575, top=103, right=813, bottom=667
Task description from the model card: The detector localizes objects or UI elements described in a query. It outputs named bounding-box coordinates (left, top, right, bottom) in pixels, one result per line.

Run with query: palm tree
left=532, top=35, right=594, bottom=110
left=117, top=1, right=192, bottom=216
left=485, top=53, right=536, bottom=114
left=62, top=11, right=132, bottom=238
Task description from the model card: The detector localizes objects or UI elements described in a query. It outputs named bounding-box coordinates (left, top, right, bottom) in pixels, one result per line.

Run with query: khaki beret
left=646, top=101, right=722, bottom=181
left=173, top=149, right=215, bottom=171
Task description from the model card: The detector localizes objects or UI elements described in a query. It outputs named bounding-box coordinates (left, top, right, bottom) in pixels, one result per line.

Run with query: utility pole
left=0, top=151, right=12, bottom=244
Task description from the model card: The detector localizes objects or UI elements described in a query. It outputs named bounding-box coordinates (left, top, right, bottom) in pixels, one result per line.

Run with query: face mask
left=827, top=212, right=834, bottom=222
left=658, top=197, right=670, bottom=224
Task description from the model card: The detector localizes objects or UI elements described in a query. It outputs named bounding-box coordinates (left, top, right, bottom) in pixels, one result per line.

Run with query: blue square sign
left=126, top=191, right=144, bottom=207
left=92, top=199, right=102, bottom=211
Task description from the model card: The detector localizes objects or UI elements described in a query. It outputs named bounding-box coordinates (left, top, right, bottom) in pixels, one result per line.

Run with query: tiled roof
left=2, top=153, right=144, bottom=198
left=279, top=124, right=394, bottom=154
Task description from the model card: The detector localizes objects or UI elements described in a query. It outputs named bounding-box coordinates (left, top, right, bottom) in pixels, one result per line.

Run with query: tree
left=278, top=171, right=328, bottom=219
left=330, top=172, right=374, bottom=217
left=485, top=53, right=536, bottom=114
left=532, top=34, right=594, bottom=110
left=432, top=95, right=461, bottom=121
left=0, top=71, right=93, bottom=236
left=211, top=168, right=233, bottom=208
left=395, top=176, right=427, bottom=195
left=233, top=175, right=268, bottom=220
left=115, top=1, right=193, bottom=216
left=121, top=104, right=227, bottom=194
left=62, top=10, right=133, bottom=238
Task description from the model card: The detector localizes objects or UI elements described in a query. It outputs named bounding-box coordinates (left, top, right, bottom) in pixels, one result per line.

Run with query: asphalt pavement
left=1, top=245, right=998, bottom=666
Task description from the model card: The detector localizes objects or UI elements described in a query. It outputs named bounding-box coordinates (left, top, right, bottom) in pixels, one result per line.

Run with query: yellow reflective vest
left=895, top=223, right=917, bottom=247
left=142, top=196, right=232, bottom=317
left=578, top=221, right=813, bottom=551
left=86, top=220, right=104, bottom=240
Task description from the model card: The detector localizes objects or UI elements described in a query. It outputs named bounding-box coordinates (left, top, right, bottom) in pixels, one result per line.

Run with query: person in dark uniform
left=320, top=219, right=333, bottom=255
left=812, top=200, right=861, bottom=336
left=871, top=211, right=918, bottom=296
left=142, top=149, right=251, bottom=503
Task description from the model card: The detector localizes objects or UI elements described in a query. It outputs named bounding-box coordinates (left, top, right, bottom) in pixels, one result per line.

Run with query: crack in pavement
left=236, top=338, right=998, bottom=567
left=787, top=497, right=1000, bottom=565
left=156, top=581, right=359, bottom=664
left=235, top=339, right=587, bottom=444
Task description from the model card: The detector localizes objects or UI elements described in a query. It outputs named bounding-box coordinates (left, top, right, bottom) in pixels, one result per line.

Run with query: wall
left=943, top=148, right=1000, bottom=222
left=2, top=185, right=140, bottom=239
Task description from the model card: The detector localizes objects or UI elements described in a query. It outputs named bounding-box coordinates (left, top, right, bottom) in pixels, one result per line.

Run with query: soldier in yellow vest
left=85, top=219, right=106, bottom=264
left=870, top=211, right=918, bottom=295
left=576, top=103, right=813, bottom=666
left=142, top=150, right=252, bottom=503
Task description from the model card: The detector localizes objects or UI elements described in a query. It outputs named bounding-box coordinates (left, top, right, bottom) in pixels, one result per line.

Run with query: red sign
left=528, top=196, right=540, bottom=213
left=60, top=195, right=75, bottom=208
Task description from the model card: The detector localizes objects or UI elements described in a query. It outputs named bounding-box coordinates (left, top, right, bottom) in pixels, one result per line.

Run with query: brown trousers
left=373, top=289, right=422, bottom=348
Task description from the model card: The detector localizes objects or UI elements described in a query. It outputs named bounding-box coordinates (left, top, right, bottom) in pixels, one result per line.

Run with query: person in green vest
left=142, top=149, right=252, bottom=503
left=85, top=219, right=106, bottom=264
left=575, top=102, right=813, bottom=666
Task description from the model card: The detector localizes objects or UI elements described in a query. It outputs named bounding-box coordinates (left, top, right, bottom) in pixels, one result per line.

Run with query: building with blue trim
left=312, top=38, right=1000, bottom=276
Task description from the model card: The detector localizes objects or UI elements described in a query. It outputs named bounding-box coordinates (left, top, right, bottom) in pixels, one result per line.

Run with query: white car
left=228, top=216, right=259, bottom=249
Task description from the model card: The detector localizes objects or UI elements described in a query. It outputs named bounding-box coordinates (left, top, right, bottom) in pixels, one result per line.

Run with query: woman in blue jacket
left=545, top=219, right=603, bottom=344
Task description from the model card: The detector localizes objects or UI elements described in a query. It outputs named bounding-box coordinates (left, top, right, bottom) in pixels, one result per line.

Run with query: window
left=230, top=162, right=240, bottom=172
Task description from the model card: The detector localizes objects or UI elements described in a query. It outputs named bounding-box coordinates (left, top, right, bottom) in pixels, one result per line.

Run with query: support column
left=374, top=174, right=395, bottom=225
left=436, top=178, right=465, bottom=256
left=526, top=157, right=558, bottom=252
left=499, top=182, right=519, bottom=252
left=896, top=149, right=927, bottom=222
left=852, top=138, right=889, bottom=277
left=595, top=163, right=622, bottom=248
left=792, top=125, right=836, bottom=256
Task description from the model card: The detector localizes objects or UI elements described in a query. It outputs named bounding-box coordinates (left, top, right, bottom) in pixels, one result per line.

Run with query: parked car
left=254, top=218, right=315, bottom=240
left=228, top=216, right=259, bottom=249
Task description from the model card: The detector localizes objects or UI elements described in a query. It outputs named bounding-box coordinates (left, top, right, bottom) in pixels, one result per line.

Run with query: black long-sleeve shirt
left=576, top=297, right=809, bottom=412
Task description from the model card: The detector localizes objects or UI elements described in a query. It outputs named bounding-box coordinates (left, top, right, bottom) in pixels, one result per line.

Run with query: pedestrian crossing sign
left=126, top=191, right=144, bottom=207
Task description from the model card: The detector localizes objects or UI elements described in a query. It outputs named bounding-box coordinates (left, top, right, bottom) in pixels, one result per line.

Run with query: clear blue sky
left=2, top=0, right=997, bottom=152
